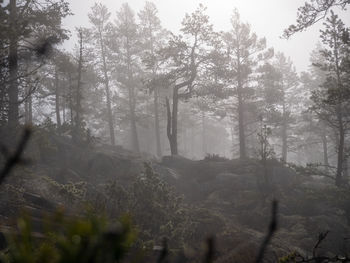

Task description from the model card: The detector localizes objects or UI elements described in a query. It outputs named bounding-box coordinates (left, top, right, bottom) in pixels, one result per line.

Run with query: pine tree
left=114, top=3, right=141, bottom=153
left=88, top=3, right=116, bottom=145
left=221, top=9, right=272, bottom=159
left=310, top=12, right=350, bottom=186
left=2, top=0, right=70, bottom=129
left=138, top=1, right=167, bottom=157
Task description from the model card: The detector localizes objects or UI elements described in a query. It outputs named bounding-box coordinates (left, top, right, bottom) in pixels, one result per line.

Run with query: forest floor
left=0, top=130, right=349, bottom=262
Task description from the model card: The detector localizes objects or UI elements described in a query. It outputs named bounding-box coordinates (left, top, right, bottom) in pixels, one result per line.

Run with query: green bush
left=0, top=211, right=135, bottom=263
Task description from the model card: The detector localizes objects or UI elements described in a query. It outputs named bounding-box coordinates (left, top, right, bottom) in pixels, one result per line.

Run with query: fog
left=1, top=0, right=350, bottom=262
left=63, top=0, right=350, bottom=72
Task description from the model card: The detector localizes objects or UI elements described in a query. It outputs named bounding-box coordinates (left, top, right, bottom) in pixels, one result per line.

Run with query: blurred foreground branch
left=157, top=238, right=168, bottom=263
left=256, top=200, right=278, bottom=263
left=204, top=236, right=215, bottom=263
left=283, top=0, right=350, bottom=38
left=0, top=127, right=31, bottom=185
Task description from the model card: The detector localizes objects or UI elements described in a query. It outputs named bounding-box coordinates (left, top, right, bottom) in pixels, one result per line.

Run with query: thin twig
left=313, top=231, right=329, bottom=258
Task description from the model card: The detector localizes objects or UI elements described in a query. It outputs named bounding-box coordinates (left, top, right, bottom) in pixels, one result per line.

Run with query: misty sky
left=62, top=0, right=350, bottom=73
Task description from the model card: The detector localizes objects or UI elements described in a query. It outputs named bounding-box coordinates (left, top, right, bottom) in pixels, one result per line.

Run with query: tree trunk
left=24, top=86, right=32, bottom=125
left=75, top=30, right=83, bottom=138
left=28, top=93, right=32, bottom=124
left=237, top=56, right=246, bottom=159
left=183, top=126, right=188, bottom=156
left=171, top=89, right=179, bottom=155
left=24, top=98, right=28, bottom=124
left=336, top=113, right=345, bottom=187
left=69, top=101, right=73, bottom=125
left=281, top=101, right=288, bottom=163
left=8, top=0, right=19, bottom=129
left=104, top=73, right=115, bottom=146
left=0, top=86, right=6, bottom=123
left=126, top=42, right=140, bottom=153
left=54, top=68, right=61, bottom=129
left=321, top=130, right=329, bottom=169
left=99, top=31, right=115, bottom=146
left=166, top=97, right=171, bottom=153
left=334, top=34, right=344, bottom=187
left=62, top=100, right=66, bottom=123
left=62, top=85, right=67, bottom=124
left=343, top=157, right=349, bottom=180
left=237, top=89, right=246, bottom=159
left=150, top=29, right=162, bottom=156
left=68, top=74, right=74, bottom=125
left=165, top=52, right=196, bottom=156
left=165, top=43, right=197, bottom=156
left=128, top=93, right=140, bottom=153
left=230, top=123, right=235, bottom=159
left=154, top=85, right=162, bottom=157
left=166, top=92, right=178, bottom=156
left=202, top=111, right=207, bottom=157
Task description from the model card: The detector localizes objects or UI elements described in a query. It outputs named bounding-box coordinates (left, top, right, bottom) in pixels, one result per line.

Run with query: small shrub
left=204, top=154, right=229, bottom=162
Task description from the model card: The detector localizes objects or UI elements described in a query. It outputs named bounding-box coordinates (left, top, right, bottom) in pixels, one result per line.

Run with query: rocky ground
left=0, top=131, right=349, bottom=262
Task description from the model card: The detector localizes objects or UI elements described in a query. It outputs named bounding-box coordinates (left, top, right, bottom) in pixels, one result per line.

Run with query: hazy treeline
left=1, top=0, right=350, bottom=185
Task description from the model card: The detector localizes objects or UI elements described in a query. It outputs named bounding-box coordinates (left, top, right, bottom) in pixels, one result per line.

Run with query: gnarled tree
left=160, top=4, right=217, bottom=155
